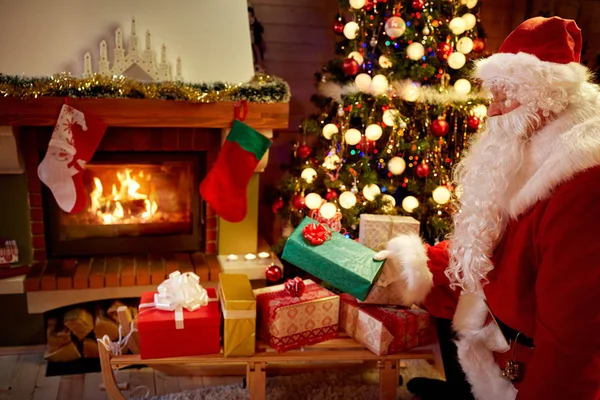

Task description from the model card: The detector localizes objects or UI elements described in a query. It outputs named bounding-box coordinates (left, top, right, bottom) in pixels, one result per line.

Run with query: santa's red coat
left=385, top=80, right=600, bottom=398
left=423, top=165, right=600, bottom=400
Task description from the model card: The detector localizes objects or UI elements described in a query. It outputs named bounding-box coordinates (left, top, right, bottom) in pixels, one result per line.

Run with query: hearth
left=44, top=152, right=205, bottom=257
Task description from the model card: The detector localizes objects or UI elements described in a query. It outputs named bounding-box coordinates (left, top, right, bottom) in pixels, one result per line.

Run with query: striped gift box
left=0, top=240, right=18, bottom=265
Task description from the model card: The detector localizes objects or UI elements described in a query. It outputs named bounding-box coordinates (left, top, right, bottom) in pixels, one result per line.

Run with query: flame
left=89, top=168, right=159, bottom=225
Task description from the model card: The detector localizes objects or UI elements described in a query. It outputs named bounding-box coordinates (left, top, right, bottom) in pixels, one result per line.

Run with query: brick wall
left=21, top=127, right=222, bottom=262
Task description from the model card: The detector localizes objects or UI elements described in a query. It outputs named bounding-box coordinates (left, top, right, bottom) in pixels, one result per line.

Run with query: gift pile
left=130, top=215, right=433, bottom=359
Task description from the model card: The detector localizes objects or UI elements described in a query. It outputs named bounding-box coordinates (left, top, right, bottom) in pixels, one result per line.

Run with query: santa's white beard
left=446, top=106, right=542, bottom=293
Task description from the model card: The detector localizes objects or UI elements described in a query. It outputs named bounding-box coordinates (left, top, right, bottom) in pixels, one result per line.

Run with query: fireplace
left=44, top=152, right=205, bottom=257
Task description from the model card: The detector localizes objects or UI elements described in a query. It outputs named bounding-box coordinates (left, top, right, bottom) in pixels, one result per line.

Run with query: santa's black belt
left=493, top=314, right=535, bottom=349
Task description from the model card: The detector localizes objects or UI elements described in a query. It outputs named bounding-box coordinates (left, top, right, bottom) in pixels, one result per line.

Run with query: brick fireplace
left=0, top=97, right=288, bottom=313
left=22, top=125, right=221, bottom=262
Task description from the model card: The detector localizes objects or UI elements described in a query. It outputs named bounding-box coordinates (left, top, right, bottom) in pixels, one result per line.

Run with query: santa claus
left=379, top=17, right=600, bottom=399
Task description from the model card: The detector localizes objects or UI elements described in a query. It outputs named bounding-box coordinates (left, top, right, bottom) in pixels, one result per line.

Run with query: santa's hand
left=76, top=159, right=87, bottom=168
left=372, top=234, right=434, bottom=306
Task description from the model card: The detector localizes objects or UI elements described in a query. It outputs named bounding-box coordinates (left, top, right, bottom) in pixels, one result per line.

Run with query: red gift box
left=340, top=294, right=432, bottom=355
left=137, top=288, right=220, bottom=359
left=253, top=279, right=339, bottom=352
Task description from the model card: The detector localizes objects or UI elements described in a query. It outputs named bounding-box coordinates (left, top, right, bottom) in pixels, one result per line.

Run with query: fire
left=89, top=168, right=159, bottom=225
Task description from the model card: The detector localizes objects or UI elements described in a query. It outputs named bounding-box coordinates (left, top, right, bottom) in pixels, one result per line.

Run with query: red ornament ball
left=467, top=116, right=480, bottom=130
left=411, top=0, right=424, bottom=10
left=437, top=42, right=453, bottom=61
left=431, top=118, right=450, bottom=136
left=291, top=194, right=306, bottom=210
left=297, top=144, right=311, bottom=158
left=266, top=264, right=283, bottom=283
left=333, top=20, right=345, bottom=34
left=416, top=163, right=431, bottom=177
left=472, top=38, right=486, bottom=53
left=271, top=198, right=284, bottom=213
left=342, top=58, right=360, bottom=76
left=325, top=190, right=338, bottom=201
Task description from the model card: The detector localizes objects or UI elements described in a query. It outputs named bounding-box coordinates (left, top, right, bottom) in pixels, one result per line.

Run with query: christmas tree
left=269, top=0, right=489, bottom=245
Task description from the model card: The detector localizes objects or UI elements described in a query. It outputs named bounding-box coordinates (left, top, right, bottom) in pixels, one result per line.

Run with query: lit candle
left=244, top=253, right=257, bottom=261
left=227, top=254, right=238, bottom=261
left=258, top=252, right=270, bottom=259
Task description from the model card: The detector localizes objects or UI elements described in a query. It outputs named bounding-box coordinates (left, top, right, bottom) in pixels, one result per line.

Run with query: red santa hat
left=474, top=17, right=589, bottom=103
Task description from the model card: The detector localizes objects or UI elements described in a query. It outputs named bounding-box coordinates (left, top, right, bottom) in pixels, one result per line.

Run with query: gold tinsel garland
left=0, top=73, right=291, bottom=103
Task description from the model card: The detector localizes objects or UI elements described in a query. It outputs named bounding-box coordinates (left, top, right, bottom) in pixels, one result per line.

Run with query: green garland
left=0, top=73, right=291, bottom=103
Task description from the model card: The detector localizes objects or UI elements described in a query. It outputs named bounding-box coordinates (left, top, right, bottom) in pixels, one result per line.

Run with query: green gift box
left=281, top=217, right=384, bottom=301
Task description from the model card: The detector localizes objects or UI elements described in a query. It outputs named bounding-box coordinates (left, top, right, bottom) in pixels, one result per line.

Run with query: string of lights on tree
left=268, top=0, right=490, bottom=245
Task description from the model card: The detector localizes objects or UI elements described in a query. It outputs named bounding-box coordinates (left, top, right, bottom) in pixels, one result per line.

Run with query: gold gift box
left=219, top=273, right=257, bottom=357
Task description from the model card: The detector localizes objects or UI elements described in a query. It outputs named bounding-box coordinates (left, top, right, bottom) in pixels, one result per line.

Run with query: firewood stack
left=45, top=300, right=138, bottom=362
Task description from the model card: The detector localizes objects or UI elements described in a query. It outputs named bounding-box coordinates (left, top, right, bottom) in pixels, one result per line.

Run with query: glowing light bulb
left=339, top=191, right=357, bottom=209
left=355, top=73, right=372, bottom=92
left=382, top=194, right=396, bottom=212
left=448, top=52, right=466, bottom=69
left=432, top=186, right=452, bottom=205
left=305, top=193, right=323, bottom=210
left=322, top=123, right=339, bottom=140
left=456, top=37, right=474, bottom=54
left=319, top=202, right=338, bottom=219
left=379, top=55, right=392, bottom=68
left=382, top=109, right=400, bottom=127
left=362, top=184, right=381, bottom=201
left=402, top=196, right=420, bottom=213
left=365, top=124, right=383, bottom=141
left=345, top=128, right=362, bottom=145
left=449, top=17, right=466, bottom=35
left=462, top=13, right=477, bottom=30
left=454, top=79, right=472, bottom=95
left=370, top=74, right=389, bottom=96
left=388, top=157, right=406, bottom=175
left=343, top=21, right=360, bottom=40
left=406, top=42, right=425, bottom=60
left=301, top=168, right=318, bottom=183
left=348, top=51, right=364, bottom=64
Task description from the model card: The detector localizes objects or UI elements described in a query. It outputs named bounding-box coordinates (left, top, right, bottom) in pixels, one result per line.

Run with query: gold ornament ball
left=322, top=123, right=339, bottom=140
left=402, top=196, right=420, bottom=213
left=319, top=202, right=338, bottom=219
left=382, top=109, right=401, bottom=127
left=382, top=194, right=397, bottom=212
left=362, top=184, right=381, bottom=201
left=432, top=186, right=452, bottom=205
left=406, top=42, right=425, bottom=61
left=388, top=156, right=406, bottom=175
left=343, top=21, right=360, bottom=40
left=305, top=193, right=323, bottom=210
left=349, top=0, right=366, bottom=9
left=454, top=79, right=472, bottom=95
left=339, top=191, right=357, bottom=209
left=370, top=74, right=389, bottom=96
left=365, top=124, right=383, bottom=141
left=301, top=167, right=318, bottom=183
left=448, top=52, right=467, bottom=69
left=462, top=13, right=477, bottom=30
left=456, top=37, right=474, bottom=54
left=345, top=128, right=362, bottom=145
left=379, top=55, right=392, bottom=68
left=355, top=73, right=372, bottom=92
left=449, top=17, right=467, bottom=35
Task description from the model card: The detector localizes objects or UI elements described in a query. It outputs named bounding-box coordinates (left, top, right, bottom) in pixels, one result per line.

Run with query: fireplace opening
left=44, top=152, right=205, bottom=257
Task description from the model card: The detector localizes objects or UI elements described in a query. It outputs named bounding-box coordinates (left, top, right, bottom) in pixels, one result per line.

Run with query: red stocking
left=38, top=104, right=107, bottom=213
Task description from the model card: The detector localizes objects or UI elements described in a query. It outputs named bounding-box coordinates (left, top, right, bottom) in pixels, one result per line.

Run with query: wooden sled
left=98, top=336, right=435, bottom=400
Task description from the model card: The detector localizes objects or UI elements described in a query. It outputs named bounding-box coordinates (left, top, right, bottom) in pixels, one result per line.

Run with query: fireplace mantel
left=0, top=97, right=289, bottom=129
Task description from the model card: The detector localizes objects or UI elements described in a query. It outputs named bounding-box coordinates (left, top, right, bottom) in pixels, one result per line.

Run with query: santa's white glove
left=371, top=234, right=434, bottom=306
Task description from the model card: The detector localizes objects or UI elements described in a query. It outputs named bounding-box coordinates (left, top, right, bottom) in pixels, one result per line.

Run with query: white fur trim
left=453, top=293, right=516, bottom=400
left=507, top=84, right=600, bottom=217
left=381, top=233, right=433, bottom=305
left=474, top=52, right=589, bottom=92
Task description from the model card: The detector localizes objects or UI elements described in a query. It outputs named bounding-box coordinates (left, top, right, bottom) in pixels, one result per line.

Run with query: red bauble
left=272, top=198, right=284, bottom=213
left=333, top=21, right=345, bottom=34
left=266, top=264, right=283, bottom=283
left=467, top=116, right=480, bottom=130
left=297, top=144, right=311, bottom=158
left=473, top=38, right=486, bottom=53
left=411, top=0, right=424, bottom=10
left=437, top=42, right=453, bottom=61
left=431, top=118, right=450, bottom=137
left=325, top=190, right=338, bottom=201
left=416, top=163, right=431, bottom=177
left=342, top=58, right=360, bottom=76
left=291, top=194, right=305, bottom=210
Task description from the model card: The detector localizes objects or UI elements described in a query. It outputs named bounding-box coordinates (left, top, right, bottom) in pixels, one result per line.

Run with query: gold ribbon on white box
left=139, top=271, right=216, bottom=330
